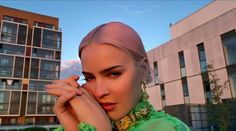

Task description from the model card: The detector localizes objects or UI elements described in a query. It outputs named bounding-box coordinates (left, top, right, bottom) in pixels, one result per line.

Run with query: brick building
left=0, top=6, right=61, bottom=126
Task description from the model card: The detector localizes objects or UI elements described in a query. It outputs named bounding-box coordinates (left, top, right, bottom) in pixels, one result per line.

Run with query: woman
left=46, top=22, right=190, bottom=131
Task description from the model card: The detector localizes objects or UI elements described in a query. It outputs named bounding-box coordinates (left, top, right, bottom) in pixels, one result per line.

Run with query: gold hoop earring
left=141, top=81, right=149, bottom=100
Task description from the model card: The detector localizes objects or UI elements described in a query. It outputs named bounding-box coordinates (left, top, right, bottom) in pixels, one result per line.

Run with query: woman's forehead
left=81, top=43, right=135, bottom=69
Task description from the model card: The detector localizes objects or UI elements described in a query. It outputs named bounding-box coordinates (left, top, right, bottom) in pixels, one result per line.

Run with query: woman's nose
left=94, top=80, right=110, bottom=98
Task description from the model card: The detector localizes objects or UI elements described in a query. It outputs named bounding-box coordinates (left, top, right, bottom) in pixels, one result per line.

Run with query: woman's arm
left=46, top=75, right=112, bottom=131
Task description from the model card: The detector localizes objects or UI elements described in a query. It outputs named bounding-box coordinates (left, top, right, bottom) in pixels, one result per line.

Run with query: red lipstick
left=101, top=103, right=117, bottom=111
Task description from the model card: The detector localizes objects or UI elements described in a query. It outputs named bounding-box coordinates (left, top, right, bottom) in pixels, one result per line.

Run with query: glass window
left=14, top=57, right=24, bottom=78
left=197, top=43, right=207, bottom=72
left=33, top=27, right=42, bottom=47
left=29, top=80, right=51, bottom=91
left=17, top=25, right=27, bottom=45
left=24, top=58, right=30, bottom=78
left=0, top=79, right=21, bottom=90
left=9, top=91, right=21, bottom=114
left=153, top=61, right=159, bottom=84
left=40, top=60, right=60, bottom=80
left=1, top=22, right=17, bottom=43
left=37, top=92, right=56, bottom=114
left=27, top=92, right=37, bottom=114
left=34, top=22, right=54, bottom=29
left=3, top=16, right=28, bottom=24
left=0, top=55, right=13, bottom=77
left=182, top=78, right=189, bottom=96
left=221, top=30, right=236, bottom=65
left=0, top=91, right=10, bottom=115
left=30, top=59, right=39, bottom=79
left=160, top=84, right=166, bottom=107
left=228, top=66, right=236, bottom=97
left=202, top=73, right=212, bottom=102
left=42, top=29, right=61, bottom=49
left=179, top=51, right=186, bottom=77
left=32, top=48, right=54, bottom=59
left=0, top=43, right=25, bottom=55
left=55, top=51, right=61, bottom=60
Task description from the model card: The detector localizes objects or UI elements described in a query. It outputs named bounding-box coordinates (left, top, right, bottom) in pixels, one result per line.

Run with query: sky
left=0, top=0, right=212, bottom=80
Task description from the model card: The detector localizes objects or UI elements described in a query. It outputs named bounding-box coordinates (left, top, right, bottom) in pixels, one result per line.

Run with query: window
left=202, top=73, right=212, bottom=102
left=27, top=92, right=37, bottom=114
left=0, top=43, right=25, bottom=55
left=40, top=60, right=60, bottom=80
left=1, top=22, right=17, bottom=43
left=9, top=91, right=21, bottom=114
left=42, top=29, right=61, bottom=49
left=228, top=66, right=236, bottom=97
left=55, top=51, right=61, bottom=60
left=33, top=28, right=42, bottom=47
left=30, top=59, right=39, bottom=79
left=3, top=16, right=27, bottom=24
left=0, top=55, right=13, bottom=77
left=32, top=48, right=54, bottom=59
left=153, top=61, right=159, bottom=84
left=29, top=81, right=50, bottom=91
left=34, top=22, right=54, bottom=29
left=14, top=57, right=24, bottom=78
left=160, top=84, right=166, bottom=107
left=179, top=51, right=186, bottom=77
left=221, top=30, right=236, bottom=65
left=0, top=93, right=4, bottom=110
left=197, top=43, right=207, bottom=72
left=182, top=78, right=190, bottom=103
left=0, top=91, right=10, bottom=115
left=37, top=92, right=56, bottom=114
left=17, top=25, right=27, bottom=45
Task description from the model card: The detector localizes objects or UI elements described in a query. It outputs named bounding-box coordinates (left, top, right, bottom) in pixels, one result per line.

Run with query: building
left=0, top=6, right=62, bottom=127
left=146, top=1, right=236, bottom=130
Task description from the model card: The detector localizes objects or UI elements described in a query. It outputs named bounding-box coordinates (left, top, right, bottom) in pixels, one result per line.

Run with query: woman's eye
left=84, top=76, right=95, bottom=82
left=108, top=72, right=121, bottom=78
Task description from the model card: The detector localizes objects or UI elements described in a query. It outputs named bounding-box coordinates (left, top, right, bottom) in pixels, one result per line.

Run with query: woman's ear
left=140, top=64, right=149, bottom=81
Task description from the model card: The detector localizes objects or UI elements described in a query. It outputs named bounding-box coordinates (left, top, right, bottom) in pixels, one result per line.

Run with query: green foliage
left=206, top=63, right=231, bottom=131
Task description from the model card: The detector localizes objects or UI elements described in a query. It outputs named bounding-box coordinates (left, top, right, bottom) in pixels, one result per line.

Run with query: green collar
left=113, top=99, right=154, bottom=130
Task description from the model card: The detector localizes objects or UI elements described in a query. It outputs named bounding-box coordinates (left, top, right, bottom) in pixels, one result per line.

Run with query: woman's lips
left=101, top=103, right=117, bottom=111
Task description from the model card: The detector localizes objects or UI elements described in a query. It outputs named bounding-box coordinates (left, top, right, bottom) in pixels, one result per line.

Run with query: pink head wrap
left=78, top=22, right=149, bottom=72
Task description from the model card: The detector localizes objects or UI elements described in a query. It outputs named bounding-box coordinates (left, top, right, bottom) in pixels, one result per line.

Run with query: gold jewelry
left=141, top=81, right=149, bottom=100
left=114, top=103, right=151, bottom=130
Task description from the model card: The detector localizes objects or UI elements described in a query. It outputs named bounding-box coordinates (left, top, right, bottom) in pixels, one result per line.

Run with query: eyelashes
left=84, top=71, right=122, bottom=82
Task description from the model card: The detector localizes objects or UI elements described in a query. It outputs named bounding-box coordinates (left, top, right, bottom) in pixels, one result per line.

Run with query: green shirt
left=54, top=99, right=190, bottom=131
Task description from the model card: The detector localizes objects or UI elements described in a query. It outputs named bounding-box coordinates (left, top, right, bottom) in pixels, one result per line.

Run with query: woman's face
left=81, top=43, right=143, bottom=121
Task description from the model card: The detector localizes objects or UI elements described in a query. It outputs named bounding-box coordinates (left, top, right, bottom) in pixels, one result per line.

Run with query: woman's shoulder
left=130, top=110, right=190, bottom=131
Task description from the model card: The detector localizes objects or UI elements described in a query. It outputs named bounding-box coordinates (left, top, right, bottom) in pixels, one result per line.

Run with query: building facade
left=146, top=1, right=236, bottom=130
left=0, top=6, right=61, bottom=126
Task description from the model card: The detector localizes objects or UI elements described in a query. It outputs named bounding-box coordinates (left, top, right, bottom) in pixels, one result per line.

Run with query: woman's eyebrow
left=99, top=65, right=123, bottom=74
left=82, top=65, right=123, bottom=76
left=82, top=71, right=93, bottom=75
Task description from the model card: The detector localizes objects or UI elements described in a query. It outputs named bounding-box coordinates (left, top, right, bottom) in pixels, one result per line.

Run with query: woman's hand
left=69, top=88, right=112, bottom=131
left=46, top=75, right=112, bottom=131
left=46, top=75, right=81, bottom=131
left=53, top=91, right=83, bottom=131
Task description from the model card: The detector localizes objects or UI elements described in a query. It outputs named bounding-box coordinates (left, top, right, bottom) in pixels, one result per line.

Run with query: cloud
left=60, top=59, right=83, bottom=79
left=115, top=4, right=152, bottom=16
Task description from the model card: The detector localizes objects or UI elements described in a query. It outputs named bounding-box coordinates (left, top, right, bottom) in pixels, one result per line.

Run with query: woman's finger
left=47, top=86, right=84, bottom=97
left=53, top=91, right=77, bottom=113
left=46, top=82, right=75, bottom=90
left=46, top=87, right=70, bottom=97
left=52, top=75, right=80, bottom=88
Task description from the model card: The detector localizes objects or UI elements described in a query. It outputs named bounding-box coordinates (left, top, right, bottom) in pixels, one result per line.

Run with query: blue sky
left=0, top=0, right=212, bottom=79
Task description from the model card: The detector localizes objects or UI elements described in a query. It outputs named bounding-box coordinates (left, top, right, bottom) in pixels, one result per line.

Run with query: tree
left=206, top=63, right=231, bottom=131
